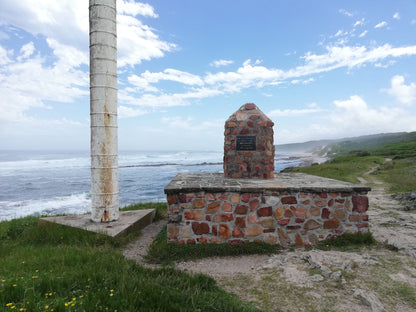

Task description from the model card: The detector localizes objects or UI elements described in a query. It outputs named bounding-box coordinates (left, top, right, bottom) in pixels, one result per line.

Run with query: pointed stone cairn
left=223, top=103, right=275, bottom=179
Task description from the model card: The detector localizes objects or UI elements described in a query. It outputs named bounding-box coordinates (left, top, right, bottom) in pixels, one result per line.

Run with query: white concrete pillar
left=89, top=0, right=119, bottom=222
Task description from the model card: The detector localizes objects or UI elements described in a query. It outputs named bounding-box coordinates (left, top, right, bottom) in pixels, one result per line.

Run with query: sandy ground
left=123, top=161, right=416, bottom=312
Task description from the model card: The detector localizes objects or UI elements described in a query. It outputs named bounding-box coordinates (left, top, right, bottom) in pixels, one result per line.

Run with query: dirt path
left=124, top=163, right=416, bottom=311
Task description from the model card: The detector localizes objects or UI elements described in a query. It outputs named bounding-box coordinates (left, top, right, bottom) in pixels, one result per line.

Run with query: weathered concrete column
left=89, top=0, right=119, bottom=222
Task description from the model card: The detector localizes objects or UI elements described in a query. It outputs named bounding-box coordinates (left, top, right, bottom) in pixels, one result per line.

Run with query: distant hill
left=276, top=132, right=416, bottom=157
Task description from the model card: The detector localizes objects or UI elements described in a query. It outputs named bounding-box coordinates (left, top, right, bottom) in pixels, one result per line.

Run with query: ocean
left=0, top=150, right=322, bottom=221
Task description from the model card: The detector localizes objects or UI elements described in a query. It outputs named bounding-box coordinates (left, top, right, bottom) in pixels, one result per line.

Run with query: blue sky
left=0, top=0, right=415, bottom=151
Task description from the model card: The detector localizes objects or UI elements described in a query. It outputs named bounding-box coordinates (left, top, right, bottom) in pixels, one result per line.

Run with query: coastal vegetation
left=284, top=132, right=416, bottom=194
left=0, top=214, right=258, bottom=312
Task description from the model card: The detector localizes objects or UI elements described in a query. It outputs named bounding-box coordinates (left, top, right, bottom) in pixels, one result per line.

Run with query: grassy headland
left=283, top=133, right=416, bottom=193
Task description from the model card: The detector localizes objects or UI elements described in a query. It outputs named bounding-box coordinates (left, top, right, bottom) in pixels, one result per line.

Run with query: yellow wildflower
left=13, top=284, right=17, bottom=287
left=6, top=303, right=13, bottom=307
left=44, top=305, right=49, bottom=310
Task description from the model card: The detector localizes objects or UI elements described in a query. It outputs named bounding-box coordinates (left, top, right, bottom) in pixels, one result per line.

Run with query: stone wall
left=166, top=187, right=369, bottom=247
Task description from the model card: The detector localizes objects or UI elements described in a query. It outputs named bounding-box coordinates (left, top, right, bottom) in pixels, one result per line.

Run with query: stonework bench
left=165, top=172, right=371, bottom=247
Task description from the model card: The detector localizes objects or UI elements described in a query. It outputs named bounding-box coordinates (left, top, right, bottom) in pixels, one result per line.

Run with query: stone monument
left=164, top=103, right=371, bottom=247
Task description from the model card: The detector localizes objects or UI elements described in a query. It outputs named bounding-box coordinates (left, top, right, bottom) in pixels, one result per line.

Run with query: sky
left=0, top=0, right=416, bottom=151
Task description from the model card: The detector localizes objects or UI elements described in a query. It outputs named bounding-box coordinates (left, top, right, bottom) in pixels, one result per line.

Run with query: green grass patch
left=375, top=158, right=416, bottom=193
left=0, top=212, right=259, bottom=312
left=283, top=155, right=384, bottom=183
left=314, top=232, right=376, bottom=251
left=121, top=201, right=167, bottom=220
left=145, top=226, right=280, bottom=265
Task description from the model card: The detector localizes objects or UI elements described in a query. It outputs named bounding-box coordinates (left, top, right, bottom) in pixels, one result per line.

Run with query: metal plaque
left=236, top=136, right=256, bottom=151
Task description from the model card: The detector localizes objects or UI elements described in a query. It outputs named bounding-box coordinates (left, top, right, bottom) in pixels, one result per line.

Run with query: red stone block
left=222, top=202, right=232, bottom=212
left=240, top=128, right=250, bottom=134
left=257, top=121, right=267, bottom=127
left=282, top=196, right=297, bottom=204
left=199, top=237, right=207, bottom=244
left=263, top=229, right=275, bottom=233
left=178, top=194, right=187, bottom=203
left=205, top=215, right=211, bottom=221
left=352, top=196, right=369, bottom=213
left=193, top=198, right=206, bottom=208
left=253, top=193, right=260, bottom=197
left=232, top=228, right=244, bottom=237
left=349, top=214, right=360, bottom=222
left=187, top=239, right=196, bottom=244
left=192, top=222, right=210, bottom=235
left=206, top=201, right=221, bottom=214
left=321, top=208, right=330, bottom=219
left=362, top=215, right=369, bottom=221
left=257, top=206, right=273, bottom=217
left=212, top=224, right=217, bottom=236
left=235, top=217, right=247, bottom=228
left=284, top=208, right=294, bottom=217
left=295, top=218, right=305, bottom=223
left=314, top=199, right=326, bottom=207
left=241, top=194, right=251, bottom=202
left=295, top=233, right=303, bottom=247
left=245, top=103, right=256, bottom=110
left=247, top=121, right=254, bottom=127
left=319, top=193, right=328, bottom=198
left=167, top=195, right=177, bottom=205
left=235, top=205, right=249, bottom=214
left=213, top=213, right=234, bottom=222
left=323, top=218, right=340, bottom=229
left=249, top=115, right=260, bottom=120
left=336, top=198, right=345, bottom=203
left=219, top=224, right=231, bottom=238
left=254, top=164, right=262, bottom=171
left=357, top=223, right=369, bottom=228
left=341, top=192, right=350, bottom=197
left=184, top=210, right=204, bottom=221
left=288, top=225, right=301, bottom=230
left=295, top=207, right=306, bottom=218
left=249, top=199, right=259, bottom=211
left=207, top=193, right=216, bottom=201
left=328, top=199, right=334, bottom=207
left=219, top=194, right=228, bottom=200
left=278, top=219, right=290, bottom=225
left=304, top=219, right=321, bottom=230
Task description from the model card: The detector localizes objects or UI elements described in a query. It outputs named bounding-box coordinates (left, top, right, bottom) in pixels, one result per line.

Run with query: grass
left=283, top=155, right=384, bottom=184
left=313, top=232, right=376, bottom=251
left=145, top=226, right=280, bottom=265
left=0, top=215, right=259, bottom=312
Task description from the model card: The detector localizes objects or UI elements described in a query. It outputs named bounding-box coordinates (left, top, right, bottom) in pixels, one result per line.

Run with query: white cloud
left=281, top=95, right=416, bottom=143
left=0, top=45, right=12, bottom=65
left=384, top=75, right=416, bottom=105
left=0, top=42, right=88, bottom=122
left=18, top=42, right=35, bottom=60
left=141, top=69, right=204, bottom=86
left=375, top=21, right=388, bottom=29
left=121, top=43, right=416, bottom=110
left=210, top=59, right=234, bottom=67
left=118, top=105, right=147, bottom=118
left=339, top=9, right=353, bottom=17
left=268, top=107, right=322, bottom=117
left=353, top=19, right=365, bottom=27
left=117, top=1, right=158, bottom=18
left=359, top=30, right=368, bottom=38
left=393, top=12, right=400, bottom=20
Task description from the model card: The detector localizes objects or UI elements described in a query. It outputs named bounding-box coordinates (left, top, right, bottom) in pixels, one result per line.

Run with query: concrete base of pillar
left=38, top=209, right=156, bottom=238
